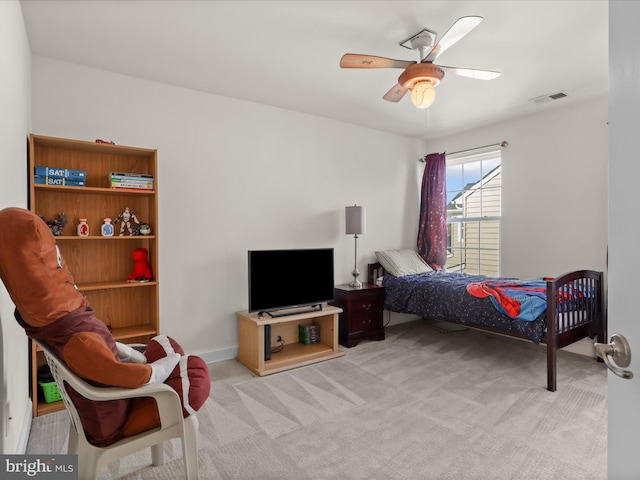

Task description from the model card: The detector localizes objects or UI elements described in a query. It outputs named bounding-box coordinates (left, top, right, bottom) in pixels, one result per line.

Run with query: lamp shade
left=345, top=205, right=366, bottom=235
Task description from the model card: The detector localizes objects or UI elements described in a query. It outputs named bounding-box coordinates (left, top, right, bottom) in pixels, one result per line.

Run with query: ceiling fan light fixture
left=411, top=81, right=436, bottom=108
left=399, top=63, right=444, bottom=89
left=398, top=63, right=444, bottom=108
left=341, top=17, right=500, bottom=108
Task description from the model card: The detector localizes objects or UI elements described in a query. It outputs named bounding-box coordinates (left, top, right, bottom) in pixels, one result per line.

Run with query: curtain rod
left=419, top=141, right=508, bottom=162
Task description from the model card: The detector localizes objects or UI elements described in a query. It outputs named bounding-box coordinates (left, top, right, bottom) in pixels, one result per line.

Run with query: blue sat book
left=34, top=176, right=86, bottom=187
left=35, top=166, right=86, bottom=180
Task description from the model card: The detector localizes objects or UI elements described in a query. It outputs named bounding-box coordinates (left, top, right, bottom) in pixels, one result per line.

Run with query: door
left=608, top=2, right=640, bottom=478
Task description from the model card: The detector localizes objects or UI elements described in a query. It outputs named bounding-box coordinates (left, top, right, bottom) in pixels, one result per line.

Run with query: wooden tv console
left=235, top=304, right=345, bottom=376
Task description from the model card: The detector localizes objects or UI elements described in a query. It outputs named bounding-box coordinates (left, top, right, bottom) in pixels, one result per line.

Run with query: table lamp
left=345, top=205, right=366, bottom=288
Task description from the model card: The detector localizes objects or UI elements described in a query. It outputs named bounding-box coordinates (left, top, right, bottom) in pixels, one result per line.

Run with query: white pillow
left=375, top=249, right=432, bottom=277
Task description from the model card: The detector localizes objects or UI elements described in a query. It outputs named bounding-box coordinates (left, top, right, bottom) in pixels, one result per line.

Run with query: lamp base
left=349, top=267, right=362, bottom=288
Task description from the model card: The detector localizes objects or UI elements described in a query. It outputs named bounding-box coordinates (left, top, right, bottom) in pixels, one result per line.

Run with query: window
left=445, top=148, right=501, bottom=276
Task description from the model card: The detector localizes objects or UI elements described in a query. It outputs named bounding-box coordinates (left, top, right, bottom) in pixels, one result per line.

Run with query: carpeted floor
left=26, top=319, right=607, bottom=479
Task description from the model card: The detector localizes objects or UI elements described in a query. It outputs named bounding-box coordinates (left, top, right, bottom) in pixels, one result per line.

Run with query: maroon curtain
left=417, top=152, right=447, bottom=270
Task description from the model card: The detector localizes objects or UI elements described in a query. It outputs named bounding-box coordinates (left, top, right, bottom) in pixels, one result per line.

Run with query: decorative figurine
left=131, top=222, right=151, bottom=236
left=101, top=217, right=114, bottom=236
left=113, top=207, right=139, bottom=236
left=139, top=223, right=151, bottom=236
left=40, top=212, right=67, bottom=236
left=77, top=218, right=89, bottom=236
left=131, top=222, right=151, bottom=237
left=127, top=247, right=153, bottom=282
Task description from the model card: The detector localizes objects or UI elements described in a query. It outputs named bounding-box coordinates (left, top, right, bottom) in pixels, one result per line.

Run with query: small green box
left=39, top=380, right=62, bottom=403
left=298, top=323, right=320, bottom=345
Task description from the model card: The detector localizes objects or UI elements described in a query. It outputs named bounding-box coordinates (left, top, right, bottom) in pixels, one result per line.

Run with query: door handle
left=594, top=334, right=634, bottom=380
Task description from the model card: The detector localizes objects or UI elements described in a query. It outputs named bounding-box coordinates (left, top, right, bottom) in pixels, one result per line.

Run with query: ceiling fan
left=340, top=16, right=500, bottom=108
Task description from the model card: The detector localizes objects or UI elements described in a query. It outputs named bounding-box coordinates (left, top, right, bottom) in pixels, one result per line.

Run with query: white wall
left=31, top=56, right=423, bottom=360
left=30, top=58, right=608, bottom=363
left=0, top=0, right=32, bottom=454
left=425, top=96, right=608, bottom=279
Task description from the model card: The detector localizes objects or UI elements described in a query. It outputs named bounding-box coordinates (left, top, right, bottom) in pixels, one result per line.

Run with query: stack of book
left=34, top=166, right=86, bottom=187
left=110, top=172, right=154, bottom=190
left=298, top=323, right=320, bottom=345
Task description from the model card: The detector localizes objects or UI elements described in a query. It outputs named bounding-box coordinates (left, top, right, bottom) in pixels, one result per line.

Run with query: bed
left=367, top=251, right=605, bottom=391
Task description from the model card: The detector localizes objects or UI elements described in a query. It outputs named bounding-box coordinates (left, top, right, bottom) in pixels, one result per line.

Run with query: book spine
left=110, top=182, right=154, bottom=190
left=110, top=180, right=153, bottom=187
left=66, top=168, right=86, bottom=179
left=298, top=323, right=319, bottom=344
left=110, top=185, right=153, bottom=191
left=110, top=175, right=154, bottom=183
left=34, top=176, right=86, bottom=187
left=298, top=324, right=310, bottom=345
left=64, top=180, right=86, bottom=187
left=110, top=172, right=154, bottom=181
left=35, top=166, right=86, bottom=179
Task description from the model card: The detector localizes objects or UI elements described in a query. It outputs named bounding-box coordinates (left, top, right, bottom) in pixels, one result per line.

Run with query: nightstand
left=331, top=284, right=385, bottom=347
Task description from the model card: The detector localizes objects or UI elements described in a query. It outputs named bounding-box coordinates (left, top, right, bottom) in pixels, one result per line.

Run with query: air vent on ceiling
left=529, top=91, right=568, bottom=105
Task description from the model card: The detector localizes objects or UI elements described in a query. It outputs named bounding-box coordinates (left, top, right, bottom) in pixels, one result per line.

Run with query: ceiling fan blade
left=383, top=84, right=409, bottom=102
left=340, top=54, right=416, bottom=69
left=423, top=16, right=483, bottom=63
left=439, top=66, right=501, bottom=80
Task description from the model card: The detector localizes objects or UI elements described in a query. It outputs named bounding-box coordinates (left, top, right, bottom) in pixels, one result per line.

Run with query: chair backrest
left=35, top=340, right=89, bottom=442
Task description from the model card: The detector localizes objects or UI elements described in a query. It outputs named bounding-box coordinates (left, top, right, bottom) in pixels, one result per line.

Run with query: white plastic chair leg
left=151, top=442, right=164, bottom=466
left=66, top=423, right=79, bottom=455
left=78, top=449, right=100, bottom=480
left=182, top=415, right=199, bottom=480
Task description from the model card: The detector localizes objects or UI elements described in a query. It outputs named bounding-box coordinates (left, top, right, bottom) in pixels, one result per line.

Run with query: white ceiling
left=20, top=0, right=608, bottom=141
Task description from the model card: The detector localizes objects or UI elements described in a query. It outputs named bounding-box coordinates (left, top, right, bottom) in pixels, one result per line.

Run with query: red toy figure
left=128, top=248, right=153, bottom=282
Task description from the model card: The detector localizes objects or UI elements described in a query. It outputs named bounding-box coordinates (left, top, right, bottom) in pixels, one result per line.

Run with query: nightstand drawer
left=349, top=293, right=383, bottom=315
left=350, top=312, right=383, bottom=334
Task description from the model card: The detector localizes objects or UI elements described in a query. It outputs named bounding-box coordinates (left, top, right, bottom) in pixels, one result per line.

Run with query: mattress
left=383, top=271, right=547, bottom=343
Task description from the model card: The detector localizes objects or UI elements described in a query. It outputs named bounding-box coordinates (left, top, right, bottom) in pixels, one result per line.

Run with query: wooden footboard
left=368, top=262, right=605, bottom=392
left=544, top=270, right=604, bottom=392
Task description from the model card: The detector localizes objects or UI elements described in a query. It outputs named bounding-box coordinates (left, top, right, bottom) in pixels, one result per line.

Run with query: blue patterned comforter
left=383, top=271, right=546, bottom=343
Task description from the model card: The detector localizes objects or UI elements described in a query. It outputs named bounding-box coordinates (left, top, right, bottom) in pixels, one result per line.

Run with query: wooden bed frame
left=368, top=262, right=605, bottom=392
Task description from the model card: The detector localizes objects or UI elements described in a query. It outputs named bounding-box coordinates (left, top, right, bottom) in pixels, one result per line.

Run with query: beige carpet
left=26, top=319, right=607, bottom=479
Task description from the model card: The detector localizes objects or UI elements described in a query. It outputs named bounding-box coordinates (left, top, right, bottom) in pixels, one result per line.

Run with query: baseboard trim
left=16, top=400, right=32, bottom=454
left=385, top=312, right=421, bottom=326
left=199, top=346, right=238, bottom=365
left=187, top=324, right=598, bottom=366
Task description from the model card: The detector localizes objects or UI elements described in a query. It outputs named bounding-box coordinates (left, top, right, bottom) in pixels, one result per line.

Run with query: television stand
left=236, top=304, right=345, bottom=376
left=261, top=304, right=323, bottom=318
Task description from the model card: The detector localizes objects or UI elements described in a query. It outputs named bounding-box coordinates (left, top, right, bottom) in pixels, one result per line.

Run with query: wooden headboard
left=368, top=262, right=386, bottom=285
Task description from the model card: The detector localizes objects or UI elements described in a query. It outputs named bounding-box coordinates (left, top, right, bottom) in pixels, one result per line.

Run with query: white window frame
left=445, top=148, right=501, bottom=276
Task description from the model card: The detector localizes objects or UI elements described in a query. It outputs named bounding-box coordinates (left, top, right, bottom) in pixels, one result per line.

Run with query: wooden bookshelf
left=28, top=134, right=159, bottom=416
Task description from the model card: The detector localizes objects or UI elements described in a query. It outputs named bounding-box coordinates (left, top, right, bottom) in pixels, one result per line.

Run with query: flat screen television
left=248, top=248, right=334, bottom=316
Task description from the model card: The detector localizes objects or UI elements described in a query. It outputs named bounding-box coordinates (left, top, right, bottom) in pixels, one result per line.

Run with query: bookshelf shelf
left=34, top=184, right=156, bottom=195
